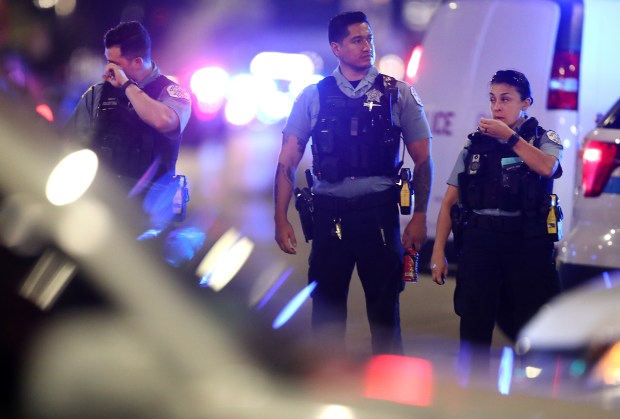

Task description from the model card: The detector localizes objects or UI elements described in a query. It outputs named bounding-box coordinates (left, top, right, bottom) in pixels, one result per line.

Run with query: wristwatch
left=121, top=79, right=137, bottom=92
left=506, top=132, right=520, bottom=147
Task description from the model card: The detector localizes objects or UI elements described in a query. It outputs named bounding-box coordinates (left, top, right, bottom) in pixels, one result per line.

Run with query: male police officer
left=66, top=21, right=191, bottom=224
left=274, top=11, right=432, bottom=355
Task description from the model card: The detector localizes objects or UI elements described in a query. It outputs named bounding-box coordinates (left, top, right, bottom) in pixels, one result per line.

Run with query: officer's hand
left=103, top=63, right=129, bottom=88
left=479, top=117, right=513, bottom=141
left=275, top=218, right=297, bottom=254
left=402, top=213, right=427, bottom=251
left=430, top=255, right=447, bottom=285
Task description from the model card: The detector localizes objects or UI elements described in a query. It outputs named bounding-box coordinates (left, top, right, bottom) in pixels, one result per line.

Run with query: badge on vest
left=364, top=89, right=383, bottom=111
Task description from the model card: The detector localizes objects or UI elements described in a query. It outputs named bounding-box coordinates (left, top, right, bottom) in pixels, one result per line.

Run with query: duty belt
left=468, top=214, right=523, bottom=233
left=313, top=188, right=398, bottom=212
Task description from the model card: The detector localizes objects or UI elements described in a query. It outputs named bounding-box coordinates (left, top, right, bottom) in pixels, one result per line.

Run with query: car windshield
left=599, top=99, right=620, bottom=129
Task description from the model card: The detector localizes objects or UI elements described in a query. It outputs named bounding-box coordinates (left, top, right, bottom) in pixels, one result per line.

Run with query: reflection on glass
left=255, top=265, right=293, bottom=310
left=498, top=346, right=514, bottom=395
left=197, top=228, right=254, bottom=292
left=46, top=149, right=98, bottom=206
left=272, top=280, right=316, bottom=329
left=363, top=355, right=433, bottom=407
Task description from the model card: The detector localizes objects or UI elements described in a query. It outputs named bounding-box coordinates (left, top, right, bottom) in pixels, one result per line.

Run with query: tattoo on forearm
left=286, top=166, right=295, bottom=184
left=276, top=163, right=295, bottom=184
left=413, top=157, right=432, bottom=213
left=296, top=138, right=308, bottom=154
left=274, top=162, right=295, bottom=205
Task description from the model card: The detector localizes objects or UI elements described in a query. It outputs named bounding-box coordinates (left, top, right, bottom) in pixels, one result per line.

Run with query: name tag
left=501, top=157, right=523, bottom=170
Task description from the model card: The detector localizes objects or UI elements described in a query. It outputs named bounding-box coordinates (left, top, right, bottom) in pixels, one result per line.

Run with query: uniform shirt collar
left=137, top=62, right=162, bottom=88
left=332, top=66, right=379, bottom=98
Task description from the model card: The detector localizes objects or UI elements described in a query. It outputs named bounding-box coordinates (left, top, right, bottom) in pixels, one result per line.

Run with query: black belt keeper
left=313, top=188, right=398, bottom=212
left=469, top=214, right=523, bottom=233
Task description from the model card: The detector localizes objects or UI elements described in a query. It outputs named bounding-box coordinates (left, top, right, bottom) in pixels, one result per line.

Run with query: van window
left=599, top=99, right=620, bottom=129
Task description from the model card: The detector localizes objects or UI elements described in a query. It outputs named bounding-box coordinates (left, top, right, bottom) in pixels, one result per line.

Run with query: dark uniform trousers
left=455, top=215, right=561, bottom=348
left=308, top=189, right=404, bottom=355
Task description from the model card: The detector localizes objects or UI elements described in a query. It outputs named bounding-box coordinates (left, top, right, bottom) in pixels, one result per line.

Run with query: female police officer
left=430, top=70, right=562, bottom=361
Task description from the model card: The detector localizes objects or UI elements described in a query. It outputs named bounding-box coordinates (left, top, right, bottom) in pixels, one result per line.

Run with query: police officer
left=274, top=11, right=433, bottom=356
left=65, top=21, right=191, bottom=225
left=430, top=70, right=562, bottom=361
left=59, top=21, right=192, bottom=309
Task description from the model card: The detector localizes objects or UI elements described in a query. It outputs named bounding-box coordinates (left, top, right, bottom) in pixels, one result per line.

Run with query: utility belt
left=294, top=168, right=409, bottom=243
left=117, top=173, right=190, bottom=222
left=313, top=187, right=399, bottom=212
left=466, top=193, right=563, bottom=240
left=468, top=213, right=524, bottom=233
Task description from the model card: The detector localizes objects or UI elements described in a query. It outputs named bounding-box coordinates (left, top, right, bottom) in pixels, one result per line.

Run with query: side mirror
left=595, top=112, right=604, bottom=125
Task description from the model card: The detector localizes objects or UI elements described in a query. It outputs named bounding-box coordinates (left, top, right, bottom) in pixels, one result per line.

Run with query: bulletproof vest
left=310, top=74, right=401, bottom=182
left=92, top=75, right=180, bottom=181
left=458, top=118, right=553, bottom=215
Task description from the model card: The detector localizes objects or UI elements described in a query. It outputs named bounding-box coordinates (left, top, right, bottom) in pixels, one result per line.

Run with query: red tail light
left=547, top=51, right=580, bottom=110
left=582, top=141, right=619, bottom=197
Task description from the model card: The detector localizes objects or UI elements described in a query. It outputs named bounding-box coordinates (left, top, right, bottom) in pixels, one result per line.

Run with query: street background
left=1, top=0, right=513, bottom=362
left=175, top=122, right=512, bottom=358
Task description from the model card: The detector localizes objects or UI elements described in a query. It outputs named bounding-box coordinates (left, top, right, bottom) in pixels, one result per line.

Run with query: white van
left=404, top=0, right=620, bottom=264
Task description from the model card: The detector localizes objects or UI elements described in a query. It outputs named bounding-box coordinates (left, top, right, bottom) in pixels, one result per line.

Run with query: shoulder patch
left=166, top=84, right=191, bottom=101
left=546, top=130, right=562, bottom=145
left=410, top=86, right=423, bottom=106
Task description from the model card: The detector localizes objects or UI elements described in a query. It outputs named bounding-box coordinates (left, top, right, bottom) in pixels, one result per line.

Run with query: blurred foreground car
left=558, top=97, right=620, bottom=290
left=2, top=95, right=620, bottom=418
left=519, top=270, right=620, bottom=412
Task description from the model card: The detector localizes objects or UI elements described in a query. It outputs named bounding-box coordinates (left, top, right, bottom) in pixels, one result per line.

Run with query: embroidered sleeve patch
left=166, top=84, right=191, bottom=101
left=546, top=130, right=562, bottom=145
left=410, top=86, right=423, bottom=106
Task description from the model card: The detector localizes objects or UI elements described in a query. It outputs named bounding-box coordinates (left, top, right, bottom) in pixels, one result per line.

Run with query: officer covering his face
left=65, top=21, right=192, bottom=226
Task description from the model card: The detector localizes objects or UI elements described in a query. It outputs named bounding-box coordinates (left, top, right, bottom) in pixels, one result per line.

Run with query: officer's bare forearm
left=125, top=85, right=180, bottom=133
left=413, top=156, right=432, bottom=213
left=274, top=162, right=296, bottom=221
left=512, top=138, right=559, bottom=177
left=274, top=134, right=306, bottom=221
left=433, top=206, right=452, bottom=253
left=433, top=185, right=458, bottom=252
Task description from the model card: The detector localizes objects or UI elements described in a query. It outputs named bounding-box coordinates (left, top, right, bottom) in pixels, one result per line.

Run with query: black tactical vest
left=458, top=118, right=554, bottom=215
left=92, top=75, right=180, bottom=181
left=310, top=74, right=402, bottom=182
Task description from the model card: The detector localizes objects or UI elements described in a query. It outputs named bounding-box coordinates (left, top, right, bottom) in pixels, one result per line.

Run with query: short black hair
left=104, top=21, right=151, bottom=62
left=491, top=70, right=534, bottom=105
left=328, top=11, right=370, bottom=44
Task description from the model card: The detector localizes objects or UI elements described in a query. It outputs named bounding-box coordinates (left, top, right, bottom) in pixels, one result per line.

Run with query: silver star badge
left=364, top=89, right=383, bottom=111
left=365, top=89, right=383, bottom=103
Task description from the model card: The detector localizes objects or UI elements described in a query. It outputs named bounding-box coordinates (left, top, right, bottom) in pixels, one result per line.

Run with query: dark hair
left=490, top=70, right=533, bottom=105
left=104, top=21, right=151, bottom=62
left=328, top=11, right=370, bottom=44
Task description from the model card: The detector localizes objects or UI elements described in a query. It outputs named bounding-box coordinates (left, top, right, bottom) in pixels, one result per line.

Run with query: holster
left=172, top=175, right=190, bottom=222
left=294, top=187, right=314, bottom=242
left=450, top=203, right=470, bottom=255
left=546, top=194, right=563, bottom=241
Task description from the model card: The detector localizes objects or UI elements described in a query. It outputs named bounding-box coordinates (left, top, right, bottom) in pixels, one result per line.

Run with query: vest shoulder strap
left=142, top=75, right=175, bottom=99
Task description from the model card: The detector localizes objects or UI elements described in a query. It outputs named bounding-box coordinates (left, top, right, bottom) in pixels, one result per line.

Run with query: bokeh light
left=46, top=149, right=98, bottom=206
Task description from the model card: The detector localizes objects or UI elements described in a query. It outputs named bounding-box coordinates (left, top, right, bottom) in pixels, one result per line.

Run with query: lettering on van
left=427, top=111, right=455, bottom=136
